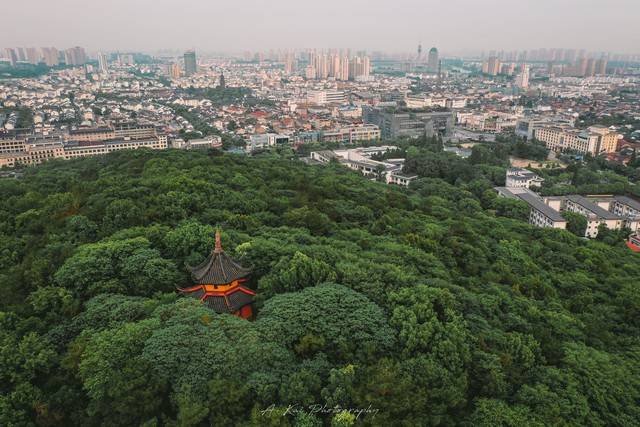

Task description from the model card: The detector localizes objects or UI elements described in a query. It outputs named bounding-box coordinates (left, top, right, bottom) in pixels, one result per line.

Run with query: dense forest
left=1, top=147, right=639, bottom=426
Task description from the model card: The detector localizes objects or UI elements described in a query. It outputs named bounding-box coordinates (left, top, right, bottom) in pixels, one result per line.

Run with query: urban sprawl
left=1, top=45, right=640, bottom=242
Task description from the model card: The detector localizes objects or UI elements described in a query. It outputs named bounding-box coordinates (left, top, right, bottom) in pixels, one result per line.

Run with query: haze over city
left=2, top=2, right=640, bottom=425
left=2, top=0, right=639, bottom=54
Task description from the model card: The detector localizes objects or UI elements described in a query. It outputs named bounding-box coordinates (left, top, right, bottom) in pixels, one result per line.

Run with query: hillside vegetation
left=1, top=149, right=639, bottom=426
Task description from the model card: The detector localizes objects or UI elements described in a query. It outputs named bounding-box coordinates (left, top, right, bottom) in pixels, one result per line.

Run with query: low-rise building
left=612, top=196, right=640, bottom=220
left=588, top=125, right=620, bottom=154
left=533, top=124, right=619, bottom=156
left=0, top=140, right=65, bottom=167
left=307, top=90, right=346, bottom=106
left=505, top=168, right=544, bottom=189
left=0, top=137, right=26, bottom=153
left=173, top=136, right=223, bottom=150
left=64, top=136, right=168, bottom=159
left=321, top=124, right=380, bottom=144
left=67, top=127, right=115, bottom=142
left=534, top=125, right=601, bottom=156
left=495, top=187, right=567, bottom=230
left=387, top=172, right=418, bottom=186
left=311, top=146, right=416, bottom=187
left=586, top=195, right=640, bottom=233
left=247, top=133, right=290, bottom=152
left=363, top=106, right=454, bottom=139
left=563, top=195, right=624, bottom=238
left=310, top=150, right=339, bottom=163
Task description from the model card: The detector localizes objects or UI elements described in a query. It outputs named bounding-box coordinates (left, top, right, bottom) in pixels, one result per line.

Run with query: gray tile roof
left=187, top=250, right=251, bottom=285
left=615, top=196, right=640, bottom=211
left=495, top=187, right=565, bottom=222
left=566, top=195, right=621, bottom=220
left=517, top=193, right=567, bottom=222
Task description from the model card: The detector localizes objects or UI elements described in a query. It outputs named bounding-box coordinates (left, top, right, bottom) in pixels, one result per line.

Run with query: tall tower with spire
left=218, top=72, right=226, bottom=89
left=178, top=231, right=255, bottom=319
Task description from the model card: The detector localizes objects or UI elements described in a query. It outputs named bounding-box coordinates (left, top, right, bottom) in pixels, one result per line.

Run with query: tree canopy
left=0, top=148, right=639, bottom=426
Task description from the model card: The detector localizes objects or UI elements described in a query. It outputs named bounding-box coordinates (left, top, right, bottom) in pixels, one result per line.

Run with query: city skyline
left=1, top=0, right=639, bottom=54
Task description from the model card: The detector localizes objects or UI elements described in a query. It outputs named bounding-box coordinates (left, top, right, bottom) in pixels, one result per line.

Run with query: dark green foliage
left=562, top=211, right=588, bottom=237
left=257, top=284, right=395, bottom=363
left=0, top=149, right=639, bottom=426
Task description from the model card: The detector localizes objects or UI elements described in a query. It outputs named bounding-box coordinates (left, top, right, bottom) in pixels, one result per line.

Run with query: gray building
left=184, top=50, right=197, bottom=76
left=427, top=47, right=439, bottom=72
left=363, top=106, right=454, bottom=139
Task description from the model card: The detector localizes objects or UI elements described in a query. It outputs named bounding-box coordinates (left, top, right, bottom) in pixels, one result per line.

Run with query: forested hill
left=1, top=149, right=639, bottom=426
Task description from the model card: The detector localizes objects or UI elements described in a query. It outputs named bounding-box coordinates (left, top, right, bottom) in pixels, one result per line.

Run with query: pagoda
left=178, top=231, right=255, bottom=319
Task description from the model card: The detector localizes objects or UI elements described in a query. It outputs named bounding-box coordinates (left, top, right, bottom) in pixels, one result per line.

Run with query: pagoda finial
left=214, top=230, right=222, bottom=253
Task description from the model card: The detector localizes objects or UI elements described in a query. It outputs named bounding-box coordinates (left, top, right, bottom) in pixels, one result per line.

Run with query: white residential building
left=505, top=168, right=544, bottom=189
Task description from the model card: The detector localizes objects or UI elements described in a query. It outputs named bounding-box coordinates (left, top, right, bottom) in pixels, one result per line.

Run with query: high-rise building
left=483, top=56, right=501, bottom=75
left=575, top=57, right=588, bottom=76
left=41, top=48, right=59, bottom=66
left=168, top=62, right=181, bottom=79
left=26, top=48, right=41, bottom=64
left=16, top=48, right=26, bottom=62
left=284, top=52, right=296, bottom=75
left=427, top=47, right=439, bottom=72
left=313, top=53, right=329, bottom=79
left=305, top=51, right=370, bottom=81
left=585, top=58, right=597, bottom=77
left=349, top=55, right=370, bottom=80
left=219, top=72, right=226, bottom=89
left=4, top=48, right=17, bottom=66
left=305, top=65, right=316, bottom=79
left=330, top=54, right=341, bottom=79
left=595, top=58, right=608, bottom=75
left=98, top=52, right=109, bottom=74
left=64, top=47, right=87, bottom=66
left=118, top=54, right=135, bottom=66
left=184, top=50, right=197, bottom=76
left=340, top=56, right=350, bottom=81
left=515, top=64, right=530, bottom=89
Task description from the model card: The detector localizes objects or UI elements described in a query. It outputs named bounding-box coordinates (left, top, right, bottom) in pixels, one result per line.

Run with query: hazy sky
left=2, top=0, right=639, bottom=54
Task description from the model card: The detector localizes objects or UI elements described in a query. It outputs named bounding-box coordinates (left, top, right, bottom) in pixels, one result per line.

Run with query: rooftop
left=495, top=187, right=566, bottom=222
left=566, top=195, right=621, bottom=220
left=615, top=195, right=640, bottom=211
left=186, top=231, right=251, bottom=285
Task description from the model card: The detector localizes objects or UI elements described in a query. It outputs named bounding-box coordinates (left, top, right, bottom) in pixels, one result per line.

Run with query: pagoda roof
left=180, top=285, right=255, bottom=314
left=203, top=289, right=255, bottom=313
left=186, top=231, right=251, bottom=285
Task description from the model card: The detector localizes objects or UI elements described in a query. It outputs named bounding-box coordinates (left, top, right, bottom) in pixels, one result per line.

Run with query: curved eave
left=187, top=250, right=251, bottom=285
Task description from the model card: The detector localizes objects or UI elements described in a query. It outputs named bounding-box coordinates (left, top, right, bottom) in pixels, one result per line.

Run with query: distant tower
left=98, top=52, right=109, bottom=75
left=183, top=50, right=197, bottom=76
left=417, top=43, right=423, bottom=62
left=515, top=64, right=530, bottom=89
left=438, top=60, right=442, bottom=84
left=428, top=47, right=439, bottom=72
left=4, top=48, right=17, bottom=66
left=169, top=63, right=181, bottom=79
left=218, top=72, right=226, bottom=89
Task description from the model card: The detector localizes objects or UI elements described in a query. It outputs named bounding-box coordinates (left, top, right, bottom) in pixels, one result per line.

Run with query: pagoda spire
left=214, top=230, right=222, bottom=253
